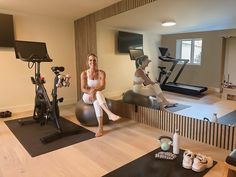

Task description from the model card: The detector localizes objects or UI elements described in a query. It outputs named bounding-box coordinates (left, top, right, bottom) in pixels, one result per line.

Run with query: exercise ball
left=75, top=100, right=109, bottom=126
left=122, top=90, right=160, bottom=109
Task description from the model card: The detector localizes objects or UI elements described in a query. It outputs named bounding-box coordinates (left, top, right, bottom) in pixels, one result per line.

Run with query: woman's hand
left=88, top=88, right=96, bottom=95
left=88, top=88, right=96, bottom=101
left=88, top=93, right=96, bottom=101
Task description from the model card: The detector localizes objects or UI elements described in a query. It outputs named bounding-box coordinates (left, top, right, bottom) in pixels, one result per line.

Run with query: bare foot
left=163, top=102, right=177, bottom=108
left=95, top=129, right=103, bottom=137
left=160, top=104, right=170, bottom=112
left=108, top=114, right=121, bottom=121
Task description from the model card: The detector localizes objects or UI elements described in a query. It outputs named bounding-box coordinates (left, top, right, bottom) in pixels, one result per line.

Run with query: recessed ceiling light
left=161, top=21, right=176, bottom=27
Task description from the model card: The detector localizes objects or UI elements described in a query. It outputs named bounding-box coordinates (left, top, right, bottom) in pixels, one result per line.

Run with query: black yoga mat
left=218, top=110, right=236, bottom=126
left=166, top=104, right=191, bottom=112
left=5, top=117, right=95, bottom=157
left=102, top=147, right=217, bottom=177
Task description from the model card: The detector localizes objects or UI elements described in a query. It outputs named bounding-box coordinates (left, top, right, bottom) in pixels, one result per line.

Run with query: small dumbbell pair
left=56, top=74, right=71, bottom=88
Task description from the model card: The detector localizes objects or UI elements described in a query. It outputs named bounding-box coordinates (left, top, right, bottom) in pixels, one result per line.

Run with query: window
left=176, top=38, right=202, bottom=65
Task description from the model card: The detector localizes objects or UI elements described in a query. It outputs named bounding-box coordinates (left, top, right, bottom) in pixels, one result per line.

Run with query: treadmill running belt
left=161, top=82, right=207, bottom=96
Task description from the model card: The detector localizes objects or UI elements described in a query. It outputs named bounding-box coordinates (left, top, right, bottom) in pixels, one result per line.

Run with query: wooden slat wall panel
left=108, top=100, right=236, bottom=151
left=74, top=14, right=97, bottom=99
left=74, top=0, right=157, bottom=100
left=95, top=0, right=157, bottom=21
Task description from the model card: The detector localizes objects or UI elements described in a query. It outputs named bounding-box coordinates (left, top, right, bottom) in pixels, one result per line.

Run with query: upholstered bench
left=225, top=149, right=236, bottom=177
left=122, top=90, right=160, bottom=111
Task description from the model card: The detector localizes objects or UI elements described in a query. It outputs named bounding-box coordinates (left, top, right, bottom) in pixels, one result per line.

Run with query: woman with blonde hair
left=133, top=55, right=175, bottom=111
left=81, top=53, right=120, bottom=137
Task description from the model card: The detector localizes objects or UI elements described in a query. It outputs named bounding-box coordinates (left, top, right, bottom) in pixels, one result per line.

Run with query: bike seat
left=51, top=66, right=64, bottom=73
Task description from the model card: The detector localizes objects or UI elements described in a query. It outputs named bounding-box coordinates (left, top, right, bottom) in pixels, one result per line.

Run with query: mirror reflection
left=96, top=0, right=236, bottom=125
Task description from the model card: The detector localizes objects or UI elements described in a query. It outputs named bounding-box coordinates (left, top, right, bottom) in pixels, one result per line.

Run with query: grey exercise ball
left=123, top=90, right=160, bottom=109
left=75, top=100, right=109, bottom=126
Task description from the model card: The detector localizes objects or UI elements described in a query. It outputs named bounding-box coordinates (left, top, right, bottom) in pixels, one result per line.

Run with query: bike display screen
left=14, top=40, right=52, bottom=62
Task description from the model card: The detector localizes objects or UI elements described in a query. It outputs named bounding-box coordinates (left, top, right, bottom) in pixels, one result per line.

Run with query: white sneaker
left=182, top=150, right=195, bottom=169
left=192, top=154, right=213, bottom=172
left=205, top=155, right=213, bottom=168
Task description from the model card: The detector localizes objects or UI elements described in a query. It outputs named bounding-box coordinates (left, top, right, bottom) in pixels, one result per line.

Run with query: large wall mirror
left=96, top=0, right=236, bottom=124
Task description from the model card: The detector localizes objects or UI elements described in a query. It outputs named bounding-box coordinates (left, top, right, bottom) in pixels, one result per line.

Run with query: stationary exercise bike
left=22, top=65, right=66, bottom=129
left=15, top=40, right=79, bottom=143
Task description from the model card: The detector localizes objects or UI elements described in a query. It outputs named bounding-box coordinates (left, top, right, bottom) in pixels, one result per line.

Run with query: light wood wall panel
left=74, top=0, right=157, bottom=99
left=109, top=100, right=236, bottom=151
left=74, top=14, right=97, bottom=98
left=95, top=0, right=157, bottom=22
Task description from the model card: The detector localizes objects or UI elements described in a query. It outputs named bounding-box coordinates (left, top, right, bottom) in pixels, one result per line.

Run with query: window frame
left=176, top=38, right=203, bottom=65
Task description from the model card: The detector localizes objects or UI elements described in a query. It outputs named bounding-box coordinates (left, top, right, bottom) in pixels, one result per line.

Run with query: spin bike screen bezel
left=128, top=49, right=144, bottom=60
left=14, top=40, right=52, bottom=62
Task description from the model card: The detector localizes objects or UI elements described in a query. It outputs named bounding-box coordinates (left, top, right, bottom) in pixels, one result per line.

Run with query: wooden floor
left=164, top=90, right=236, bottom=120
left=0, top=104, right=231, bottom=177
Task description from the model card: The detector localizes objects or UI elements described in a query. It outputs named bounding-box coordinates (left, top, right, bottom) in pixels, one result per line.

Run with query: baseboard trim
left=0, top=98, right=77, bottom=113
left=207, top=87, right=221, bottom=93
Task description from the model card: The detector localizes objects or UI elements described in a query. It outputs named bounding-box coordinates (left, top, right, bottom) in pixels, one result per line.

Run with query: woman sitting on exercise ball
left=81, top=53, right=120, bottom=137
left=133, top=55, right=174, bottom=111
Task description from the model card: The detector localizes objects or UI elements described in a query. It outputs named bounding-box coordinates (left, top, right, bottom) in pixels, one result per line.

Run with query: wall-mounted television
left=0, top=13, right=15, bottom=47
left=117, top=31, right=143, bottom=53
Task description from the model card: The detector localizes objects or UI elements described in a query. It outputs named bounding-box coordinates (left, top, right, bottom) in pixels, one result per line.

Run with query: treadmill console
left=158, top=47, right=188, bottom=62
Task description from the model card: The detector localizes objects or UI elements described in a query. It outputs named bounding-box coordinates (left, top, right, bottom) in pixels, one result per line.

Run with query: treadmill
left=158, top=47, right=208, bottom=96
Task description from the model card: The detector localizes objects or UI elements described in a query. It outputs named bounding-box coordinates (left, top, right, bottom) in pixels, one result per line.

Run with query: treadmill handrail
left=158, top=55, right=189, bottom=85
left=159, top=56, right=189, bottom=63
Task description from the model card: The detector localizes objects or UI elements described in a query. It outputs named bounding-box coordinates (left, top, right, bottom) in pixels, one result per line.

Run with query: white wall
left=143, top=32, right=161, bottom=82
left=96, top=23, right=161, bottom=98
left=224, top=37, right=236, bottom=85
left=0, top=13, right=77, bottom=112
left=161, top=31, right=223, bottom=89
left=161, top=29, right=236, bottom=90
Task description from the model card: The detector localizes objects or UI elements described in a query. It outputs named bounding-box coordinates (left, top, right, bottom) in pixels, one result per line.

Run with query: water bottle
left=173, top=129, right=179, bottom=154
left=212, top=113, right=218, bottom=123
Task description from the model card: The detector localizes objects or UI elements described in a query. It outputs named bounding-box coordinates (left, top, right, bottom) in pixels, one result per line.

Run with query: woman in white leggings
left=81, top=53, right=120, bottom=137
left=133, top=55, right=174, bottom=111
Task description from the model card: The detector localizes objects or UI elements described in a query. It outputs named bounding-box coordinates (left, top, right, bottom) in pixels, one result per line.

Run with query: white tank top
left=133, top=68, right=145, bottom=84
left=133, top=75, right=144, bottom=84
left=87, top=70, right=100, bottom=87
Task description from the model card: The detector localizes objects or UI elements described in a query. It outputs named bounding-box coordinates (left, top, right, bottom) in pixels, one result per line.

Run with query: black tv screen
left=0, top=13, right=15, bottom=47
left=118, top=31, right=143, bottom=53
left=14, top=40, right=51, bottom=61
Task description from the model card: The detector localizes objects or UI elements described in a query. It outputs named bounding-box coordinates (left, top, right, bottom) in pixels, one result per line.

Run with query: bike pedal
left=40, top=121, right=46, bottom=126
left=31, top=77, right=36, bottom=84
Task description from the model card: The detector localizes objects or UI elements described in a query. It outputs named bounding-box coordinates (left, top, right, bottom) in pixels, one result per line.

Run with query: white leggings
left=133, top=84, right=162, bottom=102
left=82, top=91, right=106, bottom=118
